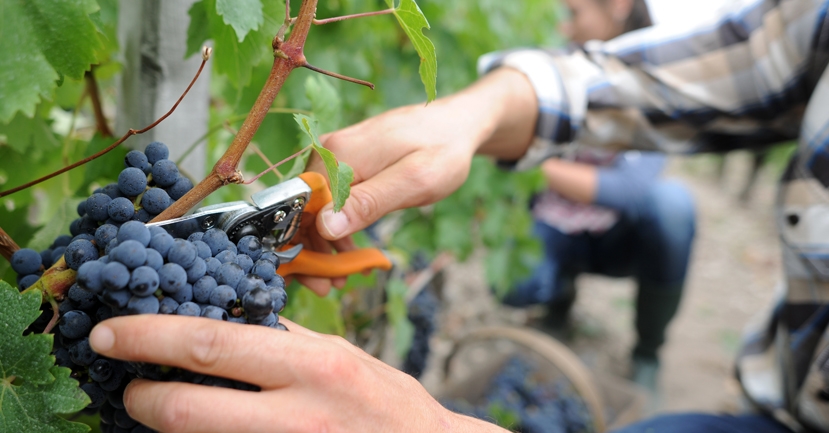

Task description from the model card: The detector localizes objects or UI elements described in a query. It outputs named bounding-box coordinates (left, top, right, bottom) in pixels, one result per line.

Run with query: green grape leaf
left=0, top=282, right=91, bottom=433
left=283, top=147, right=311, bottom=180
left=283, top=289, right=346, bottom=336
left=0, top=0, right=104, bottom=122
left=215, top=0, right=264, bottom=42
left=385, top=279, right=414, bottom=357
left=384, top=0, right=437, bottom=102
left=305, top=76, right=342, bottom=133
left=0, top=112, right=60, bottom=154
left=294, top=114, right=353, bottom=212
left=186, top=0, right=280, bottom=87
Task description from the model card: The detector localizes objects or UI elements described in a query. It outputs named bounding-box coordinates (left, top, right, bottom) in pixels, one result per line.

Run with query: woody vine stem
left=3, top=0, right=386, bottom=298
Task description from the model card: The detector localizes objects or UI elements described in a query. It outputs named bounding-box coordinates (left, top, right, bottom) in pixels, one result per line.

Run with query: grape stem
left=43, top=296, right=60, bottom=334
left=85, top=68, right=114, bottom=138
left=244, top=144, right=313, bottom=185
left=312, top=9, right=395, bottom=25
left=0, top=226, right=21, bottom=262
left=0, top=54, right=210, bottom=199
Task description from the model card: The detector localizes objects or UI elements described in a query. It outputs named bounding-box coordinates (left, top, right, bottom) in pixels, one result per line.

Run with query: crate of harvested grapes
left=436, top=326, right=645, bottom=433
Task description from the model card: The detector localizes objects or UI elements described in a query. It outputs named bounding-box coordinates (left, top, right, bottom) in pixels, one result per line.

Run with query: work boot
left=542, top=274, right=577, bottom=331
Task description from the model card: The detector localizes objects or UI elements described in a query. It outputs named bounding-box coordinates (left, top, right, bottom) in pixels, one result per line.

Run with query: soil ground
left=417, top=151, right=784, bottom=424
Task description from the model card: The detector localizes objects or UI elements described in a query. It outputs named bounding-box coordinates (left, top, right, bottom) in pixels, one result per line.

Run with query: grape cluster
left=402, top=288, right=439, bottom=379
left=442, top=357, right=594, bottom=433
left=8, top=140, right=293, bottom=432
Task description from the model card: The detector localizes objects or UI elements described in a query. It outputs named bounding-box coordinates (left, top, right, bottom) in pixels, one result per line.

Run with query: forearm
left=541, top=158, right=598, bottom=203
left=440, top=67, right=537, bottom=161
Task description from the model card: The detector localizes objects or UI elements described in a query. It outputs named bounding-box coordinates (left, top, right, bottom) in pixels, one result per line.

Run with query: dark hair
left=624, top=0, right=653, bottom=32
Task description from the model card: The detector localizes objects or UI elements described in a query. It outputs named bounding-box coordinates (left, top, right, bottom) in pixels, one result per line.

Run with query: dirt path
left=420, top=151, right=783, bottom=421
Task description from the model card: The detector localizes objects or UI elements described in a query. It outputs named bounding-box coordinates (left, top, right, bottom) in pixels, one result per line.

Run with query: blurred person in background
left=502, top=0, right=696, bottom=395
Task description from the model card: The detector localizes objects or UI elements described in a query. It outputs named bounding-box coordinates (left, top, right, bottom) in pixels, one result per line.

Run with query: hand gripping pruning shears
left=148, top=172, right=393, bottom=278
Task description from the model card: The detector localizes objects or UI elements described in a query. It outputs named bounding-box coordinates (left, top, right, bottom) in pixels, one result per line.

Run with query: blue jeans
left=611, top=413, right=794, bottom=433
left=505, top=180, right=696, bottom=359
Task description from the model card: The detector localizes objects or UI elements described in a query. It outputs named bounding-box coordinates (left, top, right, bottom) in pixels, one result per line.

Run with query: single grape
left=11, top=248, right=42, bottom=275
left=64, top=239, right=99, bottom=271
left=69, top=219, right=82, bottom=237
left=96, top=305, right=114, bottom=322
left=236, top=235, right=262, bottom=261
left=267, top=274, right=286, bottom=291
left=202, top=228, right=230, bottom=256
left=205, top=257, right=221, bottom=277
left=159, top=297, right=180, bottom=314
left=270, top=286, right=287, bottom=313
left=118, top=167, right=148, bottom=197
left=102, top=289, right=132, bottom=310
left=251, top=260, right=275, bottom=282
left=133, top=208, right=152, bottom=223
left=148, top=225, right=167, bottom=237
left=108, top=197, right=135, bottom=223
left=82, top=383, right=106, bottom=409
left=251, top=312, right=277, bottom=327
left=101, top=183, right=125, bottom=199
left=102, top=261, right=132, bottom=292
left=209, top=284, right=237, bottom=309
left=117, top=221, right=152, bottom=246
left=149, top=232, right=175, bottom=258
left=50, top=246, right=67, bottom=264
left=186, top=257, right=206, bottom=283
left=158, top=263, right=187, bottom=294
left=40, top=248, right=54, bottom=268
left=170, top=283, right=193, bottom=304
left=128, top=266, right=160, bottom=297
left=259, top=251, right=280, bottom=268
left=99, top=362, right=126, bottom=392
left=242, top=287, right=273, bottom=322
left=235, top=274, right=266, bottom=300
left=150, top=159, right=179, bottom=188
left=52, top=235, right=73, bottom=248
left=144, top=247, right=164, bottom=270
left=176, top=302, right=201, bottom=316
left=68, top=284, right=98, bottom=310
left=95, top=224, right=119, bottom=247
left=233, top=254, right=254, bottom=274
left=225, top=242, right=238, bottom=254
left=127, top=295, right=160, bottom=315
left=54, top=347, right=74, bottom=368
left=105, top=239, right=119, bottom=256
left=167, top=239, right=197, bottom=268
left=89, top=358, right=113, bottom=382
left=114, top=409, right=138, bottom=429
left=72, top=234, right=95, bottom=243
left=125, top=150, right=151, bottom=173
left=86, top=193, right=113, bottom=222
left=60, top=310, right=93, bottom=339
left=77, top=200, right=87, bottom=217
left=187, top=232, right=204, bottom=242
left=144, top=141, right=169, bottom=164
left=18, top=274, right=40, bottom=290
left=141, top=187, right=172, bottom=214
left=111, top=240, right=147, bottom=270
left=193, top=276, right=217, bottom=303
left=69, top=338, right=98, bottom=366
left=200, top=305, right=228, bottom=321
left=215, top=262, right=244, bottom=288
left=215, top=250, right=236, bottom=264
left=78, top=260, right=106, bottom=293
left=166, top=176, right=193, bottom=200
left=193, top=240, right=211, bottom=260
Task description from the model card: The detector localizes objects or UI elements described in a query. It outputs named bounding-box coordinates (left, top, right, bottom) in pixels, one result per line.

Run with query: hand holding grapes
left=88, top=316, right=507, bottom=433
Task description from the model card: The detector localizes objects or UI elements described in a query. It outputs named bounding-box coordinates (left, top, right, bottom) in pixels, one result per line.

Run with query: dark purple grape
left=11, top=248, right=42, bottom=275
left=149, top=232, right=174, bottom=258
left=144, top=141, right=169, bottom=164
left=200, top=305, right=228, bottom=321
left=78, top=260, right=106, bottom=293
left=125, top=150, right=151, bottom=173
left=193, top=276, right=217, bottom=303
left=252, top=260, right=275, bottom=282
left=202, top=229, right=229, bottom=256
left=111, top=240, right=147, bottom=270
left=141, top=188, right=172, bottom=214
left=209, top=285, right=237, bottom=309
left=128, top=266, right=159, bottom=297
left=242, top=288, right=273, bottom=322
left=117, top=221, right=151, bottom=246
left=166, top=176, right=193, bottom=200
left=86, top=193, right=113, bottom=222
left=118, top=167, right=148, bottom=197
left=95, top=224, right=119, bottom=248
left=158, top=263, right=187, bottom=294
left=176, top=302, right=201, bottom=317
left=236, top=235, right=262, bottom=261
left=108, top=197, right=135, bottom=223
left=127, top=295, right=160, bottom=315
left=159, top=297, right=179, bottom=314
left=64, top=239, right=99, bottom=270
left=150, top=159, right=179, bottom=188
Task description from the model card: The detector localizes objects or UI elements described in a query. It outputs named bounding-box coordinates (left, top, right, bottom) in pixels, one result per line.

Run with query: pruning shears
left=148, top=172, right=393, bottom=278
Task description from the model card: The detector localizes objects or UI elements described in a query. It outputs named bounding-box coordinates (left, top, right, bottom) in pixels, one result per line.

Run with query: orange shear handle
left=276, top=172, right=393, bottom=278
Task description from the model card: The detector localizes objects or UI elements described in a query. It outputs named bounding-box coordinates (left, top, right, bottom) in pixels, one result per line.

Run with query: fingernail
left=321, top=207, right=349, bottom=238
left=89, top=325, right=115, bottom=352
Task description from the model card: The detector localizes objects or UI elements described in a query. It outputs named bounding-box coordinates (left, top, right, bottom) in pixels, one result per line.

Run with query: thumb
left=315, top=168, right=413, bottom=240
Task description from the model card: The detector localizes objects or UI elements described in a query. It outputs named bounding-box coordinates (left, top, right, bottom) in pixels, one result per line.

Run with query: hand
left=307, top=68, right=538, bottom=243
left=88, top=316, right=506, bottom=433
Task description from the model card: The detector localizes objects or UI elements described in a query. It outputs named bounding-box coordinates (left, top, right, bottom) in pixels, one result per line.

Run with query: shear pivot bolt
left=202, top=217, right=215, bottom=230
left=292, top=197, right=305, bottom=210
left=274, top=210, right=287, bottom=223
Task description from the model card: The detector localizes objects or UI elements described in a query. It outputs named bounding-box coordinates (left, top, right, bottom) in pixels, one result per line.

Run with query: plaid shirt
left=480, top=0, right=829, bottom=430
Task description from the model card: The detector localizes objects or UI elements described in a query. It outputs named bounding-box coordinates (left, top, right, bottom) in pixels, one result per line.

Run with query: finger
left=124, top=379, right=277, bottom=433
left=315, top=156, right=434, bottom=240
left=89, top=315, right=312, bottom=388
left=295, top=275, right=333, bottom=296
